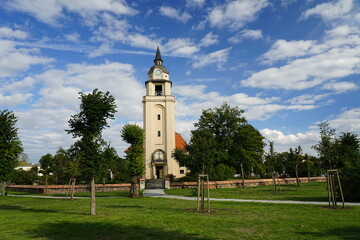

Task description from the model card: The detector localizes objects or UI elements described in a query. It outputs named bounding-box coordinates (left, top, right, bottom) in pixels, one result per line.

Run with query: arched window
left=157, top=114, right=161, bottom=120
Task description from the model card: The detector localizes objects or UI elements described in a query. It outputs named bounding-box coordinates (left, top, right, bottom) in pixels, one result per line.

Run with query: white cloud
left=163, top=38, right=199, bottom=57
left=260, top=128, right=319, bottom=154
left=321, top=81, right=358, bottom=93
left=0, top=40, right=54, bottom=78
left=242, top=24, right=360, bottom=90
left=34, top=61, right=144, bottom=119
left=192, top=47, right=232, bottom=68
left=3, top=77, right=35, bottom=92
left=4, top=0, right=137, bottom=25
left=229, top=29, right=263, bottom=44
left=64, top=32, right=81, bottom=42
left=261, top=39, right=315, bottom=64
left=302, top=0, right=353, bottom=21
left=329, top=108, right=360, bottom=134
left=286, top=94, right=330, bottom=105
left=173, top=84, right=316, bottom=122
left=186, top=0, right=205, bottom=8
left=0, top=93, right=33, bottom=107
left=199, top=32, right=219, bottom=47
left=159, top=6, right=191, bottom=23
left=208, top=0, right=269, bottom=30
left=0, top=27, right=28, bottom=39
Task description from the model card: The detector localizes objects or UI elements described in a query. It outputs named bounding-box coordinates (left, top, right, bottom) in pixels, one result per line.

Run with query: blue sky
left=0, top=0, right=359, bottom=164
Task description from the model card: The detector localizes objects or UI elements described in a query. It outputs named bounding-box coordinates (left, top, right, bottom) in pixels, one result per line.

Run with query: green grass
left=0, top=194, right=359, bottom=239
left=165, top=182, right=331, bottom=202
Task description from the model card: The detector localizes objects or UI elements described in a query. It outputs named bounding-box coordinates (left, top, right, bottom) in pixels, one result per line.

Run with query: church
left=143, top=47, right=187, bottom=180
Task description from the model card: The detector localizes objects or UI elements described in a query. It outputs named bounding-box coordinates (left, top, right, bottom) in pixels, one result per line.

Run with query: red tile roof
left=175, top=132, right=187, bottom=150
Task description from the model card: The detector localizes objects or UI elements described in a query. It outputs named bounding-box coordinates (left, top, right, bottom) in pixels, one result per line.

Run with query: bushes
left=212, top=164, right=236, bottom=181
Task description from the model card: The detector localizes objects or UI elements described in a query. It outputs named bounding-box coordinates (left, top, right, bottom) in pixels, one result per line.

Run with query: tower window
left=155, top=85, right=163, bottom=96
left=157, top=114, right=161, bottom=120
left=180, top=170, right=184, bottom=174
left=158, top=131, right=161, bottom=137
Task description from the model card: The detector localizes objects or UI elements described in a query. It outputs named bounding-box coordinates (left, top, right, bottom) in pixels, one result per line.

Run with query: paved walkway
left=143, top=189, right=360, bottom=206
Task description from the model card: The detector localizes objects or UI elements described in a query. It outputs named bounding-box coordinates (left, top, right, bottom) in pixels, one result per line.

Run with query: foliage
left=39, top=153, right=55, bottom=177
left=173, top=102, right=265, bottom=180
left=337, top=132, right=360, bottom=201
left=121, top=124, right=145, bottom=197
left=212, top=164, right=236, bottom=181
left=312, top=121, right=337, bottom=169
left=9, top=167, right=39, bottom=185
left=0, top=110, right=23, bottom=183
left=121, top=124, right=145, bottom=178
left=53, top=147, right=80, bottom=184
left=66, top=89, right=117, bottom=180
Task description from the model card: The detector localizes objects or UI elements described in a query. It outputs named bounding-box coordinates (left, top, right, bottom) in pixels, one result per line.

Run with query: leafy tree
left=9, top=166, right=39, bottom=185
left=337, top=132, right=360, bottom=201
left=0, top=110, right=23, bottom=195
left=312, top=121, right=338, bottom=169
left=174, top=103, right=265, bottom=180
left=264, top=141, right=281, bottom=176
left=121, top=124, right=145, bottom=197
left=66, top=89, right=117, bottom=215
left=289, top=146, right=302, bottom=187
left=39, top=153, right=55, bottom=194
left=53, top=147, right=80, bottom=184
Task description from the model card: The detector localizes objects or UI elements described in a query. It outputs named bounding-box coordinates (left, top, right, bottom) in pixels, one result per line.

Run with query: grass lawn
left=165, top=182, right=332, bottom=202
left=1, top=194, right=360, bottom=239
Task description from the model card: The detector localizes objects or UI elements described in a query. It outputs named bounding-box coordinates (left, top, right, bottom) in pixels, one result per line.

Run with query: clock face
left=155, top=69, right=162, bottom=76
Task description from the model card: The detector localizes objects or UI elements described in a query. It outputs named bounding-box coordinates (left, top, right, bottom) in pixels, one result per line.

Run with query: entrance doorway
left=156, top=166, right=164, bottom=179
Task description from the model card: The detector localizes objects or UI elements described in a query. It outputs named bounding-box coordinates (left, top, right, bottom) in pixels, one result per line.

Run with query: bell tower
left=143, top=47, right=183, bottom=179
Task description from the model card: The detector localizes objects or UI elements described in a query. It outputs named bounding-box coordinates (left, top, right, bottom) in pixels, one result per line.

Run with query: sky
left=0, top=0, right=359, bottom=164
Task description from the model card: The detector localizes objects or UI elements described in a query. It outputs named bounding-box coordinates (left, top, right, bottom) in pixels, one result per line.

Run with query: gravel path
left=143, top=189, right=360, bottom=206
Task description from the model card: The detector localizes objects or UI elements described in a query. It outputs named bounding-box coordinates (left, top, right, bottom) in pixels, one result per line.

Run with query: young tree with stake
left=66, top=89, right=116, bottom=215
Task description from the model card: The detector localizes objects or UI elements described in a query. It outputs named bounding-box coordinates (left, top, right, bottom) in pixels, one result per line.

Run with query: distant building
left=143, top=47, right=187, bottom=179
left=15, top=164, right=43, bottom=176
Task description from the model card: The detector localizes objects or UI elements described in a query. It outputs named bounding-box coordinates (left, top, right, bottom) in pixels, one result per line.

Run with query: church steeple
left=154, top=46, right=163, bottom=65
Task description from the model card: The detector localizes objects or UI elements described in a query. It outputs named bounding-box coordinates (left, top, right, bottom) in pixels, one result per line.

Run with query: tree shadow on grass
left=0, top=203, right=87, bottom=215
left=28, top=221, right=212, bottom=240
left=299, top=226, right=360, bottom=240
left=105, top=204, right=145, bottom=209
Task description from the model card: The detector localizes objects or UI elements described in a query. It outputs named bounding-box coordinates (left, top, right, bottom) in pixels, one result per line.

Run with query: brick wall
left=6, top=183, right=132, bottom=194
left=170, top=177, right=326, bottom=189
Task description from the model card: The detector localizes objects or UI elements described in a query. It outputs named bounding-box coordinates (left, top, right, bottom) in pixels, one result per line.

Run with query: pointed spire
left=154, top=46, right=163, bottom=65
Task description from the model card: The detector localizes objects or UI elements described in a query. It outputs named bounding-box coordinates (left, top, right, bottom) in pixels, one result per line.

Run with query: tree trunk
left=1, top=182, right=6, bottom=196
left=45, top=175, right=48, bottom=194
left=295, top=162, right=300, bottom=187
left=90, top=177, right=96, bottom=215
left=130, top=176, right=139, bottom=198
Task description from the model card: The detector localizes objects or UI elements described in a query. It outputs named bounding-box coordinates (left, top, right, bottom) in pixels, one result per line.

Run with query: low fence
left=6, top=177, right=326, bottom=194
left=6, top=183, right=132, bottom=194
left=170, top=177, right=326, bottom=189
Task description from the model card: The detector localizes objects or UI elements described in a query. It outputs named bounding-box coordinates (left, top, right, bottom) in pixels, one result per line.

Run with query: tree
left=66, top=89, right=117, bottom=215
left=0, top=110, right=23, bottom=195
left=337, top=132, right=360, bottom=201
left=121, top=124, right=145, bottom=198
left=53, top=147, right=80, bottom=184
left=289, top=146, right=302, bottom=187
left=173, top=102, right=265, bottom=180
left=312, top=121, right=337, bottom=169
left=39, top=153, right=55, bottom=194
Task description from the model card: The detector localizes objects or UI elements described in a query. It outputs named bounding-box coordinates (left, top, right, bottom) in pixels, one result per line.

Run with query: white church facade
left=143, top=47, right=187, bottom=180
